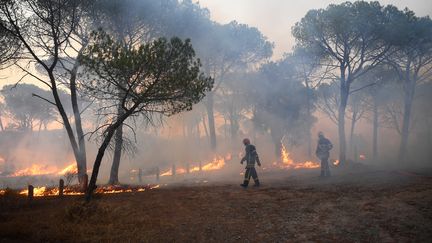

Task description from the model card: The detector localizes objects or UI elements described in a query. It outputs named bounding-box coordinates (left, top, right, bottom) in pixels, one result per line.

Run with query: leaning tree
left=292, top=1, right=397, bottom=164
left=0, top=0, right=92, bottom=186
left=80, top=31, right=212, bottom=201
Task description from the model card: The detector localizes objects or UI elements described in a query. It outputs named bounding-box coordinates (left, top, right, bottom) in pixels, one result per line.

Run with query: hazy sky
left=1, top=1, right=431, bottom=88
left=197, top=0, right=432, bottom=60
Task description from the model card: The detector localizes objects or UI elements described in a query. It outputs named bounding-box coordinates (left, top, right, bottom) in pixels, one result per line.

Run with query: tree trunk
left=229, top=113, right=239, bottom=141
left=306, top=88, right=313, bottom=158
left=86, top=105, right=136, bottom=202
left=372, top=98, right=379, bottom=160
left=70, top=55, right=87, bottom=186
left=398, top=79, right=415, bottom=162
left=206, top=92, right=217, bottom=149
left=196, top=120, right=201, bottom=138
left=349, top=110, right=357, bottom=158
left=338, top=85, right=349, bottom=165
left=202, top=114, right=209, bottom=140
left=271, top=128, right=283, bottom=158
left=182, top=117, right=187, bottom=139
left=0, top=116, right=4, bottom=131
left=49, top=72, right=82, bottom=175
left=108, top=101, right=125, bottom=185
left=86, top=125, right=118, bottom=202
left=38, top=121, right=43, bottom=133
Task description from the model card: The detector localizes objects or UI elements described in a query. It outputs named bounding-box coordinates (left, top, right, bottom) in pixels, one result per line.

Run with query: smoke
left=1, top=0, right=432, bottom=191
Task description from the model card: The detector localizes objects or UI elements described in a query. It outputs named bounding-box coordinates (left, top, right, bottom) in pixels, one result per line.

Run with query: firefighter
left=240, top=138, right=261, bottom=188
left=315, top=132, right=333, bottom=177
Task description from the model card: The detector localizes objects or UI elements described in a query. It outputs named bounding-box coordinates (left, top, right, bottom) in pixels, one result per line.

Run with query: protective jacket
left=316, top=137, right=333, bottom=159
left=241, top=144, right=261, bottom=168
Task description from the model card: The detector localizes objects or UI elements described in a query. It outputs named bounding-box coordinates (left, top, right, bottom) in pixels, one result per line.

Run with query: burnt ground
left=1, top=165, right=432, bottom=243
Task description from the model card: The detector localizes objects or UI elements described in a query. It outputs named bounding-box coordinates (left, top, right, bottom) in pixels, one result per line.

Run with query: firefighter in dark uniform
left=316, top=132, right=333, bottom=177
left=240, top=138, right=261, bottom=188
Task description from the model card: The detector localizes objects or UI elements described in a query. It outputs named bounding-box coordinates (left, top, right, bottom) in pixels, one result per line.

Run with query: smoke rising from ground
left=0, top=0, right=431, bottom=190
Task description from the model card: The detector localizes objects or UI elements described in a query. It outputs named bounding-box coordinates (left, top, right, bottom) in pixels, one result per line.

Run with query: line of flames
left=160, top=154, right=228, bottom=176
left=13, top=184, right=162, bottom=197
left=6, top=162, right=79, bottom=177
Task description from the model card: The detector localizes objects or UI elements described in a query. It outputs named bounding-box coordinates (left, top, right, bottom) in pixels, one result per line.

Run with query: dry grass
left=1, top=167, right=432, bottom=242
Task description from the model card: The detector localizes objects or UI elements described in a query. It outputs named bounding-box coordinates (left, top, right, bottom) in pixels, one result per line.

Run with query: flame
left=7, top=161, right=80, bottom=178
left=333, top=160, right=340, bottom=166
left=97, top=188, right=133, bottom=194
left=11, top=164, right=57, bottom=177
left=276, top=143, right=320, bottom=169
left=14, top=184, right=160, bottom=197
left=201, top=156, right=225, bottom=171
left=57, top=163, right=78, bottom=175
left=160, top=169, right=172, bottom=176
left=359, top=154, right=366, bottom=160
left=161, top=155, right=227, bottom=176
left=0, top=189, right=5, bottom=195
left=293, top=161, right=320, bottom=169
left=176, top=168, right=187, bottom=174
left=19, top=186, right=48, bottom=197
left=281, top=143, right=294, bottom=166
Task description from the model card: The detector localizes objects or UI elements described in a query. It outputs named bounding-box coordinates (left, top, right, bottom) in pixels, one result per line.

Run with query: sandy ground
left=1, top=165, right=432, bottom=242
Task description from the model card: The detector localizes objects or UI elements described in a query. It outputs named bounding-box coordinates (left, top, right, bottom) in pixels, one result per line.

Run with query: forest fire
left=10, top=164, right=58, bottom=177
left=4, top=162, right=78, bottom=178
left=1, top=0, right=431, bottom=241
left=191, top=156, right=226, bottom=172
left=57, top=163, right=78, bottom=175
left=276, top=143, right=320, bottom=169
left=14, top=184, right=161, bottom=197
left=161, top=155, right=228, bottom=176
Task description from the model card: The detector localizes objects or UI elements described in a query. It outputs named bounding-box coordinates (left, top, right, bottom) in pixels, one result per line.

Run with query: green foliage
left=292, top=1, right=393, bottom=79
left=0, top=84, right=57, bottom=131
left=80, top=30, right=213, bottom=118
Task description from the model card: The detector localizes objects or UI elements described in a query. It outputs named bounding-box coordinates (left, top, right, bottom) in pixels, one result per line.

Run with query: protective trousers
left=320, top=157, right=331, bottom=177
left=242, top=167, right=259, bottom=186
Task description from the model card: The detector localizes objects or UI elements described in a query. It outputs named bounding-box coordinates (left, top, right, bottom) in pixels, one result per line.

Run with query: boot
left=253, top=180, right=260, bottom=187
left=240, top=180, right=249, bottom=188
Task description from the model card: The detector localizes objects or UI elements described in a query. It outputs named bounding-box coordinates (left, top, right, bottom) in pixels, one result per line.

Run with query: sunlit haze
left=197, top=0, right=432, bottom=59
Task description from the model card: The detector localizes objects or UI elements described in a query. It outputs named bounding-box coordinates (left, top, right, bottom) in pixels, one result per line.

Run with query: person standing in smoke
left=240, top=138, right=261, bottom=188
left=316, top=132, right=333, bottom=177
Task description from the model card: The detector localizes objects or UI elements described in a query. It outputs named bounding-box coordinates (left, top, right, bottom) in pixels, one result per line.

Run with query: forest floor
left=1, top=164, right=432, bottom=242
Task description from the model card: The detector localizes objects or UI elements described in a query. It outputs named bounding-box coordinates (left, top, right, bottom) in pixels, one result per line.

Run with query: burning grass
left=1, top=166, right=431, bottom=242
left=160, top=155, right=228, bottom=176
left=274, top=143, right=320, bottom=169
left=8, top=184, right=162, bottom=197
left=4, top=162, right=79, bottom=178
